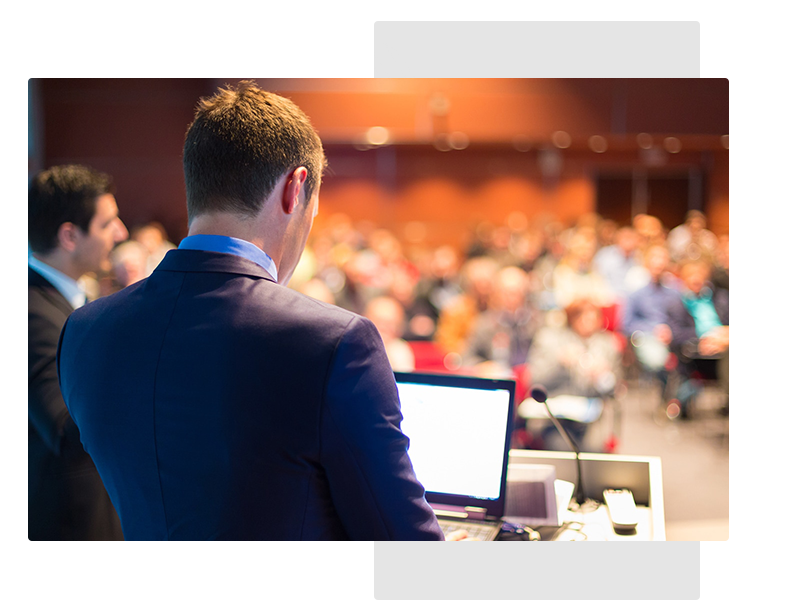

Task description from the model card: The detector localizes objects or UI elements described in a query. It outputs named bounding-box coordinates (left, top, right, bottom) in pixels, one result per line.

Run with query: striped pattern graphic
left=116, top=10, right=413, bottom=78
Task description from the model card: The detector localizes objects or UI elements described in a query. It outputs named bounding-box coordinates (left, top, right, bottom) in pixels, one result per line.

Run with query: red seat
left=407, top=341, right=450, bottom=373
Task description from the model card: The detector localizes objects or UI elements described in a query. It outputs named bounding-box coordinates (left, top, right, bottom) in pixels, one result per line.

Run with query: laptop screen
left=394, top=372, right=515, bottom=517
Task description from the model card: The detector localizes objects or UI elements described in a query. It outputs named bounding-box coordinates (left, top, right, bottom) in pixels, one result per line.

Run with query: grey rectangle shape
left=375, top=50, right=700, bottom=78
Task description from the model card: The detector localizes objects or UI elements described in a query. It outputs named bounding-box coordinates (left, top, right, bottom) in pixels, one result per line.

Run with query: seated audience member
left=334, top=249, right=379, bottom=315
left=298, top=277, right=336, bottom=304
left=551, top=226, right=615, bottom=309
left=593, top=225, right=648, bottom=306
left=364, top=296, right=416, bottom=372
left=463, top=266, right=539, bottom=376
left=529, top=298, right=621, bottom=400
left=387, top=263, right=438, bottom=342
left=711, top=232, right=729, bottom=291
left=414, top=244, right=463, bottom=322
left=109, top=240, right=150, bottom=291
left=666, top=258, right=730, bottom=418
left=132, top=221, right=176, bottom=276
left=434, top=256, right=498, bottom=356
left=667, top=210, right=718, bottom=264
left=633, top=213, right=667, bottom=247
left=623, top=244, right=683, bottom=399
left=527, top=299, right=621, bottom=450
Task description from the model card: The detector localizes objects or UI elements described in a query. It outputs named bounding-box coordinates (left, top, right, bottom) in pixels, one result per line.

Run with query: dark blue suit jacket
left=57, top=249, right=444, bottom=540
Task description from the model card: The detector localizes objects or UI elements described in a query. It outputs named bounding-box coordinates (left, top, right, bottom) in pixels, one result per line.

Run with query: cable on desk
left=499, top=521, right=540, bottom=541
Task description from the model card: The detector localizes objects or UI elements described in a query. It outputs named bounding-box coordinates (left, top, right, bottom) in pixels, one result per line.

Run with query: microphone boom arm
left=532, top=385, right=588, bottom=507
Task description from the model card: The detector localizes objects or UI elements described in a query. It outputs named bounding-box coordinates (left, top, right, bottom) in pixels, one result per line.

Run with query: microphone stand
left=530, top=385, right=597, bottom=511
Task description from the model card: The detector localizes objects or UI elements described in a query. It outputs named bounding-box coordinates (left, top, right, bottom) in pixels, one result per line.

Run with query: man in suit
left=28, top=164, right=128, bottom=540
left=57, top=81, right=445, bottom=540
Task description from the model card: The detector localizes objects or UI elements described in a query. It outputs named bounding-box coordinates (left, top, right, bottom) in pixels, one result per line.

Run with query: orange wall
left=317, top=169, right=595, bottom=250
left=33, top=79, right=728, bottom=246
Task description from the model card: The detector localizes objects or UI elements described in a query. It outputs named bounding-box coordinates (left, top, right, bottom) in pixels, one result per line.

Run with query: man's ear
left=56, top=222, right=80, bottom=252
left=280, top=167, right=309, bottom=215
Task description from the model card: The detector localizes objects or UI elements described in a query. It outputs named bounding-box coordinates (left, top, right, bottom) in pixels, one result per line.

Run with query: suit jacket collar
left=28, top=267, right=75, bottom=317
left=155, top=249, right=278, bottom=283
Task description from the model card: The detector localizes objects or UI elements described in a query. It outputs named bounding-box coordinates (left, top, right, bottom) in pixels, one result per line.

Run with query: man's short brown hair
left=183, top=80, right=326, bottom=222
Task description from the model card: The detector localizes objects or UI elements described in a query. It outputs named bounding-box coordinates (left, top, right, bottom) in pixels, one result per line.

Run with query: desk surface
left=507, top=450, right=666, bottom=541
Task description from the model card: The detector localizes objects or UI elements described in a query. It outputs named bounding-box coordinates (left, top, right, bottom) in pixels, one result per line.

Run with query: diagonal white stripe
left=242, top=10, right=275, bottom=50
left=220, top=14, right=250, bottom=50
left=290, top=10, right=324, bottom=50
left=146, top=46, right=172, bottom=78
left=267, top=9, right=300, bottom=50
left=347, top=23, right=372, bottom=50
left=317, top=15, right=347, bottom=50
left=161, top=36, right=194, bottom=77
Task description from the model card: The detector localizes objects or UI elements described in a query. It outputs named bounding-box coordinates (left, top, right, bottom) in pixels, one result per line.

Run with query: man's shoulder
left=272, top=284, right=364, bottom=327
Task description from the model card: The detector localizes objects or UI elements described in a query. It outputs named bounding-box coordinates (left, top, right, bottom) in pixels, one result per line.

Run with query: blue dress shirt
left=178, top=235, right=278, bottom=282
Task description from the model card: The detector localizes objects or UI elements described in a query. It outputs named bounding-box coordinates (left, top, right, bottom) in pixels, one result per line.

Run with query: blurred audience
left=529, top=298, right=621, bottom=400
left=415, top=245, right=463, bottom=320
left=92, top=208, right=727, bottom=428
left=667, top=210, right=718, bottom=264
left=131, top=221, right=176, bottom=275
left=623, top=244, right=682, bottom=400
left=463, top=266, right=539, bottom=376
left=435, top=256, right=498, bottom=356
left=593, top=225, right=648, bottom=306
left=666, top=258, right=730, bottom=418
left=633, top=214, right=667, bottom=247
left=109, top=240, right=149, bottom=291
left=711, top=232, right=729, bottom=291
left=298, top=277, right=336, bottom=304
left=364, top=295, right=416, bottom=372
left=551, top=226, right=615, bottom=309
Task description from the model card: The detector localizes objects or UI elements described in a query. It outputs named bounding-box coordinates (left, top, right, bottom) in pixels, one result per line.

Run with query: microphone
left=530, top=384, right=588, bottom=507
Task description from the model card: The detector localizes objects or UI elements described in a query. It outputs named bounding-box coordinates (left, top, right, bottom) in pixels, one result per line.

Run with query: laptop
left=394, top=371, right=516, bottom=541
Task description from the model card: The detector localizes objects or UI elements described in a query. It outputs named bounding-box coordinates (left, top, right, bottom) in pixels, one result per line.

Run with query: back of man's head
left=183, top=80, right=326, bottom=223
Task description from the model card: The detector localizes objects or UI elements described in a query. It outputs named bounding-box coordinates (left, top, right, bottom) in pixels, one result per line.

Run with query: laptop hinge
left=431, top=504, right=489, bottom=521
left=465, top=506, right=488, bottom=521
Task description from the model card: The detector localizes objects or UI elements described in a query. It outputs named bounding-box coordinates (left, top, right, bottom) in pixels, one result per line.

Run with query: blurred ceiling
left=238, top=78, right=729, bottom=150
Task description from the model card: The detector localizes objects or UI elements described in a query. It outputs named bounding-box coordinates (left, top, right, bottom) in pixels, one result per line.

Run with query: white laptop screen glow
left=397, top=381, right=510, bottom=500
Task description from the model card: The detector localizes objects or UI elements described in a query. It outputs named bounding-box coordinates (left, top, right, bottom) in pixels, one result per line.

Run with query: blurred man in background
left=28, top=164, right=127, bottom=540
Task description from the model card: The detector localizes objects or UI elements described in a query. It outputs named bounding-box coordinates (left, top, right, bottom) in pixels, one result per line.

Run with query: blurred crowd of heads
left=83, top=207, right=728, bottom=377
left=283, top=208, right=727, bottom=371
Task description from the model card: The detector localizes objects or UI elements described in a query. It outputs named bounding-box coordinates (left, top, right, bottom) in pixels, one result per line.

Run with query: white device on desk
left=504, top=463, right=574, bottom=527
left=603, top=488, right=639, bottom=533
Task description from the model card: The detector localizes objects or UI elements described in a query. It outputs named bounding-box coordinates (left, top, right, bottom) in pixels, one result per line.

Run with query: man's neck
left=187, top=213, right=271, bottom=253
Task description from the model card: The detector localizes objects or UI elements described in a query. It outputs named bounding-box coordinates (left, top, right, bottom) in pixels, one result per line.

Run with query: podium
left=509, top=449, right=666, bottom=541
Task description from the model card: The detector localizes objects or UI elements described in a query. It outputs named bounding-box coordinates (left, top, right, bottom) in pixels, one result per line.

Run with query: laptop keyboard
left=438, top=520, right=497, bottom=541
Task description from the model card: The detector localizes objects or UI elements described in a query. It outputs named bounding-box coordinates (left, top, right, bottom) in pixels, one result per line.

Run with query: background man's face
left=73, top=193, right=129, bottom=274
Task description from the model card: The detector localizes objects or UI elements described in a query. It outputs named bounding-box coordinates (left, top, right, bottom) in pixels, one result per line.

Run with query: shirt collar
left=28, top=254, right=87, bottom=310
left=178, top=235, right=279, bottom=282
